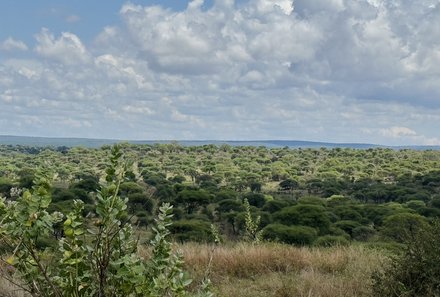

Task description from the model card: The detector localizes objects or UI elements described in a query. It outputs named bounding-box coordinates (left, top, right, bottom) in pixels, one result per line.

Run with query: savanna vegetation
left=0, top=143, right=439, bottom=296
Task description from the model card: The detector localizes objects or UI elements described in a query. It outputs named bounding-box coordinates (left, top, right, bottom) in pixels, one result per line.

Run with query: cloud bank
left=0, top=0, right=439, bottom=145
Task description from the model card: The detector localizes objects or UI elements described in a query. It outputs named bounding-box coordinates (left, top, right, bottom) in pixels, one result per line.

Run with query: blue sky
left=1, top=0, right=440, bottom=145
left=0, top=1, right=209, bottom=44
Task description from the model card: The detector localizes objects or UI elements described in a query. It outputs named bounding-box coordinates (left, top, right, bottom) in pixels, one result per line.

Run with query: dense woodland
left=1, top=143, right=440, bottom=246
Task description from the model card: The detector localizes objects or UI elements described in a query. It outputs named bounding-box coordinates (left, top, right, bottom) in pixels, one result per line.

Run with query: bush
left=372, top=220, right=440, bottom=296
left=297, top=196, right=325, bottom=206
left=262, top=224, right=317, bottom=245
left=0, top=178, right=14, bottom=197
left=128, top=192, right=154, bottom=212
left=381, top=213, right=428, bottom=243
left=314, top=235, right=349, bottom=247
left=217, top=199, right=243, bottom=213
left=169, top=219, right=212, bottom=242
left=352, top=225, right=376, bottom=241
left=334, top=220, right=361, bottom=238
left=327, top=226, right=350, bottom=239
left=262, top=199, right=290, bottom=213
left=274, top=204, right=330, bottom=234
left=0, top=146, right=212, bottom=297
left=243, top=192, right=266, bottom=208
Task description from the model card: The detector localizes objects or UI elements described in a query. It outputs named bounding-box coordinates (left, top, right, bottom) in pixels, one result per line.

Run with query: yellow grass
left=179, top=243, right=386, bottom=297
left=1, top=243, right=386, bottom=297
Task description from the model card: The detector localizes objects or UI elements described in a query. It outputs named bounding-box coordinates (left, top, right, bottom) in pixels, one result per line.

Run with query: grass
left=1, top=243, right=387, bottom=297
left=0, top=277, right=28, bottom=297
left=179, top=243, right=387, bottom=297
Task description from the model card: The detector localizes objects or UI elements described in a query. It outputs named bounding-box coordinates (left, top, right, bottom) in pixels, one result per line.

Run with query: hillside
left=1, top=135, right=439, bottom=150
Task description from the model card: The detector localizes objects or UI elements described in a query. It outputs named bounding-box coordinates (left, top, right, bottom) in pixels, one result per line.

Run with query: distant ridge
left=0, top=135, right=439, bottom=150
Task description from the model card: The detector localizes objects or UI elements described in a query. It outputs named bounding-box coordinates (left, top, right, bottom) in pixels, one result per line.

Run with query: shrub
left=0, top=178, right=14, bottom=198
left=128, top=192, right=154, bottom=212
left=334, top=220, right=361, bottom=237
left=274, top=204, right=330, bottom=234
left=217, top=199, right=243, bottom=213
left=352, top=225, right=376, bottom=241
left=314, top=235, right=349, bottom=247
left=169, top=219, right=212, bottom=243
left=297, top=196, right=325, bottom=206
left=261, top=199, right=290, bottom=213
left=372, top=220, right=440, bottom=296
left=381, top=213, right=428, bottom=243
left=0, top=146, right=212, bottom=297
left=262, top=224, right=317, bottom=245
left=243, top=193, right=266, bottom=208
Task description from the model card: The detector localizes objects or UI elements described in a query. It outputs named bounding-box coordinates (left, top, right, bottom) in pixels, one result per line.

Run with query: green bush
left=297, top=196, right=325, bottom=206
left=169, top=219, right=212, bottom=242
left=262, top=199, right=291, bottom=213
left=217, top=199, right=243, bottom=213
left=274, top=204, right=330, bottom=234
left=128, top=192, right=154, bottom=212
left=0, top=178, right=14, bottom=197
left=244, top=193, right=266, bottom=208
left=314, top=235, right=349, bottom=247
left=334, top=220, right=361, bottom=237
left=381, top=213, right=428, bottom=243
left=0, top=146, right=212, bottom=297
left=362, top=241, right=404, bottom=253
left=352, top=225, right=376, bottom=241
left=372, top=220, right=440, bottom=296
left=262, top=224, right=317, bottom=245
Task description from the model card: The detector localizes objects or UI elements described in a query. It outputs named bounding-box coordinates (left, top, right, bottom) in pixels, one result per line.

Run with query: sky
left=0, top=0, right=440, bottom=145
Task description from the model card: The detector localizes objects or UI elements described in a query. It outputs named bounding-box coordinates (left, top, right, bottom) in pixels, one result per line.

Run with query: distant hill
left=0, top=135, right=439, bottom=150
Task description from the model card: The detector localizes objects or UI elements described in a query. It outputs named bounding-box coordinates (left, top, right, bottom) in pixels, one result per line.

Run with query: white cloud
left=34, top=28, right=90, bottom=65
left=378, top=126, right=440, bottom=146
left=380, top=126, right=417, bottom=138
left=256, top=0, right=294, bottom=15
left=0, top=1, right=440, bottom=144
left=0, top=37, right=28, bottom=51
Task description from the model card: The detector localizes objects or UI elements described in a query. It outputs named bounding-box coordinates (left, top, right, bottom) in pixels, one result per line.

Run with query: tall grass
left=179, top=243, right=386, bottom=297
left=2, top=243, right=386, bottom=297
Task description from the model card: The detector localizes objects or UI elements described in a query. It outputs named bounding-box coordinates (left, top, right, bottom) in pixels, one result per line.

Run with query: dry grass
left=0, top=277, right=28, bottom=297
left=179, top=243, right=386, bottom=297
left=1, top=243, right=386, bottom=297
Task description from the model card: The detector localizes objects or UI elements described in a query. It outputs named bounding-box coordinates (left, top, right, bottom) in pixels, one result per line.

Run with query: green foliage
left=242, top=198, right=262, bottom=243
left=314, top=235, right=349, bottom=247
left=169, top=219, right=212, bottom=243
left=243, top=193, right=266, bottom=208
left=297, top=196, right=326, bottom=206
left=147, top=203, right=193, bottom=297
left=0, top=173, right=64, bottom=296
left=216, top=199, right=243, bottom=213
left=334, top=220, right=361, bottom=238
left=278, top=179, right=298, bottom=191
left=372, top=220, right=440, bottom=297
left=2, top=143, right=440, bottom=248
left=261, top=199, right=291, bottom=213
left=177, top=189, right=211, bottom=214
left=352, top=225, right=376, bottom=241
left=274, top=204, right=330, bottom=234
left=0, top=178, right=14, bottom=198
left=0, top=146, right=211, bottom=297
left=262, top=224, right=317, bottom=245
left=381, top=213, right=428, bottom=243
